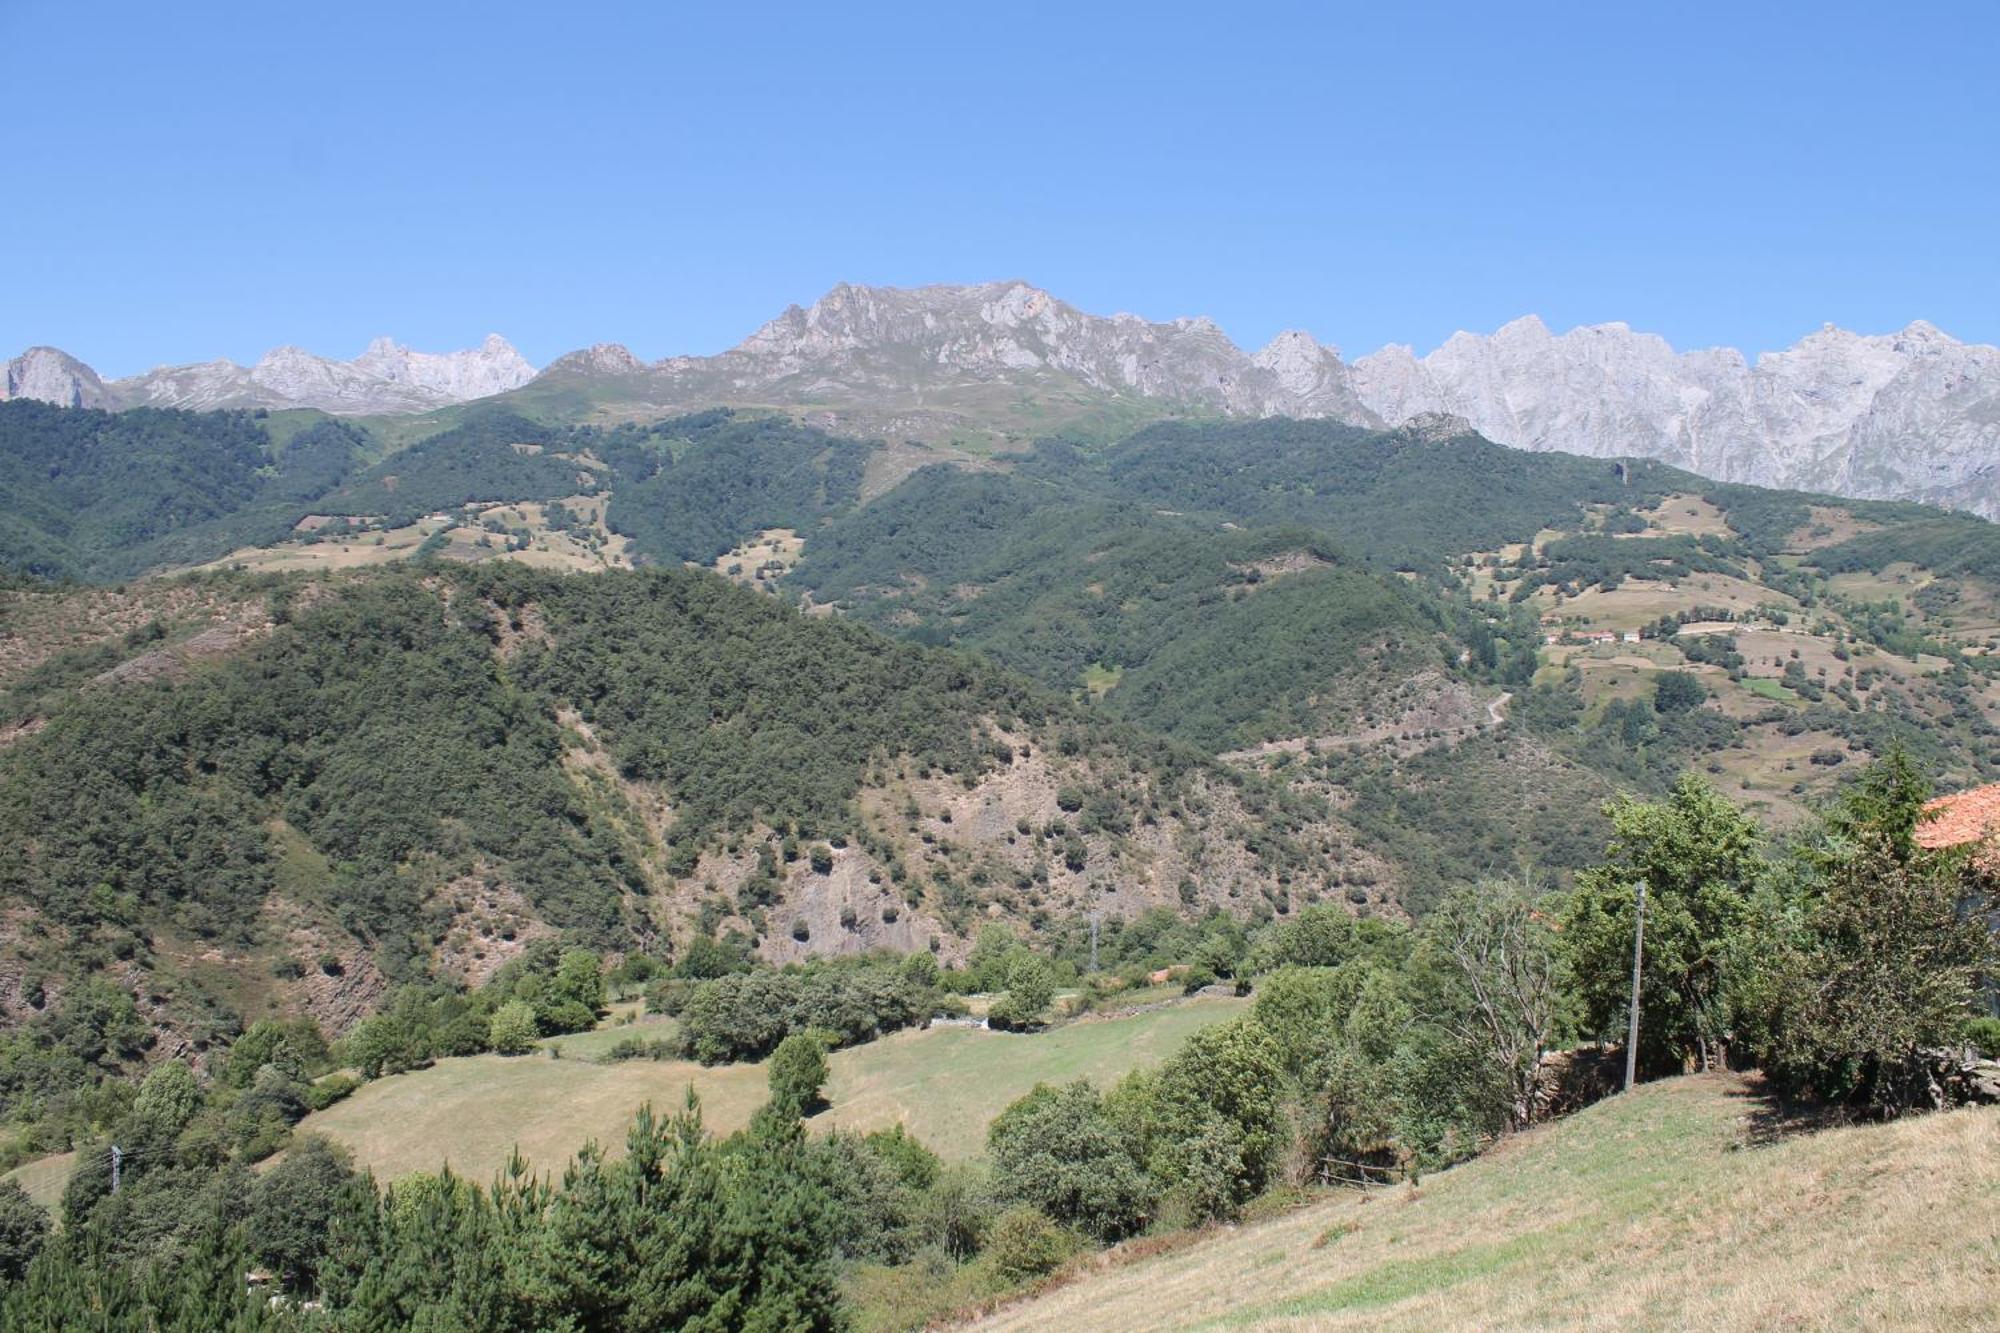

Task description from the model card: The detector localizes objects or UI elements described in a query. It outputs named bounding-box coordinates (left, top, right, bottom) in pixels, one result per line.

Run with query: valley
left=3, top=334, right=1998, bottom=1332
left=8, top=10, right=1999, bottom=1327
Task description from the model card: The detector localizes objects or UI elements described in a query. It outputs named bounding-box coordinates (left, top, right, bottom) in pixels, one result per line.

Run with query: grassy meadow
left=296, top=995, right=1246, bottom=1183
left=967, top=1074, right=2000, bottom=1332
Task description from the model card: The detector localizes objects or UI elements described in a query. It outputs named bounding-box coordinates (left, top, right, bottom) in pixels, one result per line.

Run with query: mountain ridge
left=10, top=282, right=2000, bottom=512
left=1, top=334, right=535, bottom=415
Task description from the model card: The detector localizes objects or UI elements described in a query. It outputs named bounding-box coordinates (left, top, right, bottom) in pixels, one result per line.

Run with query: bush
left=984, top=1205, right=1073, bottom=1284
left=768, top=1030, right=833, bottom=1118
left=1126, top=1019, right=1285, bottom=1220
left=541, top=999, right=598, bottom=1036
left=673, top=959, right=939, bottom=1064
left=604, top=1035, right=675, bottom=1062
left=488, top=1001, right=540, bottom=1056
left=249, top=1135, right=358, bottom=1290
left=1967, top=1016, right=2000, bottom=1059
left=988, top=1081, right=1151, bottom=1241
left=0, top=1180, right=47, bottom=1282
left=988, top=955, right=1056, bottom=1032
left=1653, top=670, right=1706, bottom=713
left=302, top=1072, right=362, bottom=1112
left=919, top=1163, right=995, bottom=1261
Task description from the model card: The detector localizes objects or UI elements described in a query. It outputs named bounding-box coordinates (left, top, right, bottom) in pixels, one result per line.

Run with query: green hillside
left=790, top=469, right=1455, bottom=750
left=969, top=1074, right=2000, bottom=1331
left=299, top=995, right=1246, bottom=1183
left=9, top=397, right=2000, bottom=919
left=0, top=562, right=1349, bottom=1063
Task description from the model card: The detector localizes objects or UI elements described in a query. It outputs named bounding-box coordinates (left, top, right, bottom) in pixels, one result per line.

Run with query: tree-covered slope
left=0, top=564, right=1372, bottom=1059
left=0, top=402, right=373, bottom=579
left=1025, top=417, right=1698, bottom=570
left=788, top=467, right=1462, bottom=751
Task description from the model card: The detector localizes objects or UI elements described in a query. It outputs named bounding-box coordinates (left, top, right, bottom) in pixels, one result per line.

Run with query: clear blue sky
left=3, top=1, right=1995, bottom=376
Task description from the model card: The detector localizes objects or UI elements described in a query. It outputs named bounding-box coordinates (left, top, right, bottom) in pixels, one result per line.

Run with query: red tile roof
left=1916, top=783, right=2000, bottom=850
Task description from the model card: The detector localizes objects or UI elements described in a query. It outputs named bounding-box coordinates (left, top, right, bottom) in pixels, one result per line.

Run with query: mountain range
left=9, top=282, right=2000, bottom=514
left=2, top=334, right=534, bottom=415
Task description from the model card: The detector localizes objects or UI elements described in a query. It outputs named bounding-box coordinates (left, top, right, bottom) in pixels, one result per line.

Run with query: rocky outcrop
left=110, top=334, right=536, bottom=414
left=542, top=281, right=1382, bottom=426
left=13, top=284, right=2000, bottom=514
left=544, top=342, right=647, bottom=377
left=1349, top=317, right=2000, bottom=517
left=2, top=346, right=108, bottom=408
left=3, top=336, right=537, bottom=416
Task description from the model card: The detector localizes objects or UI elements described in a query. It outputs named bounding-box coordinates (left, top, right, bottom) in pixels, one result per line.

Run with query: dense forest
left=1020, top=417, right=1691, bottom=571
left=0, top=402, right=370, bottom=579
left=0, top=562, right=1340, bottom=1066
left=789, top=468, right=1460, bottom=749
left=0, top=756, right=1987, bottom=1329
left=0, top=402, right=879, bottom=581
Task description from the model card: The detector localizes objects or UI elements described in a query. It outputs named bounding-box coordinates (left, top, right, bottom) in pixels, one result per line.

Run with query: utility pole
left=1624, top=881, right=1647, bottom=1092
left=110, top=1144, right=122, bottom=1195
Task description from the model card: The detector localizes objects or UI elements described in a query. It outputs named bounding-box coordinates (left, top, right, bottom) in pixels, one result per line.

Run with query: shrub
left=988, top=1081, right=1151, bottom=1241
left=303, top=1072, right=362, bottom=1112
left=919, top=1163, right=994, bottom=1261
left=1653, top=670, right=1706, bottom=713
left=984, top=1205, right=1073, bottom=1284
left=0, top=1180, right=47, bottom=1282
left=1129, top=1019, right=1285, bottom=1220
left=488, top=1001, right=540, bottom=1056
left=988, top=955, right=1056, bottom=1032
left=768, top=1030, right=833, bottom=1118
left=249, top=1135, right=358, bottom=1290
left=541, top=999, right=598, bottom=1036
left=1966, top=1016, right=2000, bottom=1059
left=673, top=959, right=938, bottom=1064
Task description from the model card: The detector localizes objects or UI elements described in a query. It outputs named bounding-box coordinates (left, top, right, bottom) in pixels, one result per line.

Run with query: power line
left=1624, top=880, right=1646, bottom=1093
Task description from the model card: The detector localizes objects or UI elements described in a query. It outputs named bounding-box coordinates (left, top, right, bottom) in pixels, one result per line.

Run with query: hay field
left=297, top=996, right=1246, bottom=1183
left=970, top=1074, right=1999, bottom=1332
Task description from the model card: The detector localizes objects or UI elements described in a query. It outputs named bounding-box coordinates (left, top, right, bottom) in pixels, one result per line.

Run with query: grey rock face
left=2, top=347, right=108, bottom=408
left=12, top=284, right=2000, bottom=516
left=97, top=335, right=536, bottom=415
left=543, top=343, right=647, bottom=377
left=565, top=281, right=1380, bottom=425
left=1348, top=317, right=2000, bottom=516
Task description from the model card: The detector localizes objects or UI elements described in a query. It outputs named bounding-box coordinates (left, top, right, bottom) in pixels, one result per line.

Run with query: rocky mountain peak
left=1, top=346, right=108, bottom=408
left=92, top=335, right=539, bottom=415
left=546, top=343, right=647, bottom=376
left=1348, top=316, right=2000, bottom=517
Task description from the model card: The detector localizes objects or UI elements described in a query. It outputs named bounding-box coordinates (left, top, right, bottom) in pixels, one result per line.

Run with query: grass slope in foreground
left=298, top=996, right=1245, bottom=1182
left=972, top=1074, right=2000, bottom=1332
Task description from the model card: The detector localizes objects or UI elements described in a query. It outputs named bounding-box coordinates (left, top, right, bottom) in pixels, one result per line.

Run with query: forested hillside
left=0, top=402, right=369, bottom=579
left=0, top=563, right=1370, bottom=1062
left=790, top=469, right=1460, bottom=750
left=9, top=399, right=2000, bottom=911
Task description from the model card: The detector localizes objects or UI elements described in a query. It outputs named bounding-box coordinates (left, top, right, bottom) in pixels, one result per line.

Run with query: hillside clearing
left=297, top=996, right=1246, bottom=1182
left=968, top=1074, right=2000, bottom=1331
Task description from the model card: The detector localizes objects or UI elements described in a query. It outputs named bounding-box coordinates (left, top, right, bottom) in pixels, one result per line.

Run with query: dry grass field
left=713, top=527, right=806, bottom=589
left=1637, top=492, right=1734, bottom=537
left=968, top=1074, right=2000, bottom=1332
left=190, top=494, right=631, bottom=578
left=296, top=996, right=1246, bottom=1183
left=0, top=1151, right=75, bottom=1211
